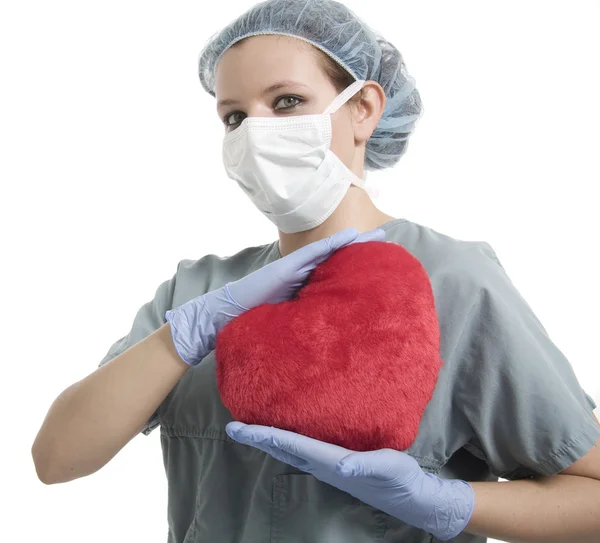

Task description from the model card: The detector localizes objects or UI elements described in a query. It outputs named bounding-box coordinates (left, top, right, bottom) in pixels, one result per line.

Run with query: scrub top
left=98, top=217, right=599, bottom=543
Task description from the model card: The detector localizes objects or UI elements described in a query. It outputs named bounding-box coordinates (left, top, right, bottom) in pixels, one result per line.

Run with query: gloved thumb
left=336, top=450, right=408, bottom=480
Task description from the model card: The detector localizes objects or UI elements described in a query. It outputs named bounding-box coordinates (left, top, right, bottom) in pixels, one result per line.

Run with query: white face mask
left=222, top=79, right=367, bottom=233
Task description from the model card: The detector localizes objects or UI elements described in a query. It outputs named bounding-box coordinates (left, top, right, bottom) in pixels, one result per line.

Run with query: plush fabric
left=215, top=241, right=443, bottom=451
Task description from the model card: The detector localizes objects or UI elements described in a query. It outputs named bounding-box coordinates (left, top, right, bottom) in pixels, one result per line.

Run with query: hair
left=312, top=48, right=364, bottom=105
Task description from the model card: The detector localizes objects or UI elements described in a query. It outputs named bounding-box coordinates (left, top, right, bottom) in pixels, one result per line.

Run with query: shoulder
left=383, top=218, right=505, bottom=293
left=174, top=240, right=279, bottom=290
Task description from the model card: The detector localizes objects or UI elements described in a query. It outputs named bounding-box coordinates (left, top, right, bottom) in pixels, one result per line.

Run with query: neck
left=277, top=187, right=396, bottom=257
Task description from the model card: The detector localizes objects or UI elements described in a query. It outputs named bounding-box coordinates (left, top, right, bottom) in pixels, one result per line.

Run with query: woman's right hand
left=165, top=227, right=386, bottom=366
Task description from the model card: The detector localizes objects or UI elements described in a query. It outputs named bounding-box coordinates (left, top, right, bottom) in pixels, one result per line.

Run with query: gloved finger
left=227, top=423, right=312, bottom=470
left=351, top=228, right=386, bottom=244
left=325, top=227, right=363, bottom=251
left=236, top=425, right=353, bottom=472
left=253, top=442, right=310, bottom=471
left=226, top=421, right=249, bottom=436
left=292, top=228, right=359, bottom=265
left=266, top=447, right=311, bottom=471
left=337, top=449, right=422, bottom=484
left=226, top=423, right=282, bottom=448
left=337, top=450, right=389, bottom=478
left=308, top=227, right=385, bottom=267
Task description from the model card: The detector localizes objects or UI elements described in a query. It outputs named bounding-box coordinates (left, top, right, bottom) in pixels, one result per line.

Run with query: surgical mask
left=222, top=79, right=367, bottom=233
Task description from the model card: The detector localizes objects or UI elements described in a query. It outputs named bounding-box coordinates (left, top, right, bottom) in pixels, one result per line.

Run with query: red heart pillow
left=215, top=241, right=443, bottom=451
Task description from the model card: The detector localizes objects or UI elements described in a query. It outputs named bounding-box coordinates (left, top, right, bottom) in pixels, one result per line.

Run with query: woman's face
left=214, top=34, right=360, bottom=172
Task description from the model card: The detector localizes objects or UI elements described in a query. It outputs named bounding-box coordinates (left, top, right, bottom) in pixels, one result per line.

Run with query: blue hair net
left=198, top=0, right=423, bottom=171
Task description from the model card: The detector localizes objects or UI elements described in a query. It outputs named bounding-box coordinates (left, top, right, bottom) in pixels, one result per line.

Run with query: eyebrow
left=216, top=80, right=310, bottom=108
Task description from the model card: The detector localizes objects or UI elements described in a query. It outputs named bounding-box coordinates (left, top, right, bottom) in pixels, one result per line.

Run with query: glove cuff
left=421, top=475, right=475, bottom=541
left=165, top=297, right=212, bottom=366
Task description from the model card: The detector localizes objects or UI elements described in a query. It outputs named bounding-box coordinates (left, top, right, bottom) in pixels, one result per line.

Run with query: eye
left=274, top=95, right=303, bottom=110
left=224, top=111, right=246, bottom=127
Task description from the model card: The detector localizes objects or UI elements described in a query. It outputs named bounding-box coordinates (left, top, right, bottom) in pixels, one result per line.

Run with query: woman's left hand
left=226, top=422, right=475, bottom=541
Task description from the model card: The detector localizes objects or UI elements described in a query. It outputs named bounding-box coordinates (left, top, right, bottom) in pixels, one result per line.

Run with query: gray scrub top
left=98, top=218, right=599, bottom=543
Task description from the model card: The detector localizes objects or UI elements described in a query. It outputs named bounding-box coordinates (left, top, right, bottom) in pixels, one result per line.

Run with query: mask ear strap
left=323, top=79, right=366, bottom=115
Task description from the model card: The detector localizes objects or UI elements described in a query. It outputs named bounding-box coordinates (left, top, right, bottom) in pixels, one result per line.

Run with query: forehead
left=214, top=35, right=326, bottom=96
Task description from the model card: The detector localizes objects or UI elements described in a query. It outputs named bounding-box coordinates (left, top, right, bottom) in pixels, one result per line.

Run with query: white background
left=2, top=1, right=599, bottom=542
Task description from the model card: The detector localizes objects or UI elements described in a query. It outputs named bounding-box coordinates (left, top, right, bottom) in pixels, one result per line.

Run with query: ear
left=351, top=81, right=386, bottom=145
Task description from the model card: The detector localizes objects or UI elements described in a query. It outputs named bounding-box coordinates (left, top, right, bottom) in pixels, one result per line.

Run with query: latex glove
left=226, top=422, right=475, bottom=541
left=165, top=227, right=386, bottom=365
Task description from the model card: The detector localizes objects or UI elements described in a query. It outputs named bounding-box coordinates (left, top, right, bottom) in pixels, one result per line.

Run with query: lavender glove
left=227, top=422, right=475, bottom=541
left=165, top=227, right=386, bottom=365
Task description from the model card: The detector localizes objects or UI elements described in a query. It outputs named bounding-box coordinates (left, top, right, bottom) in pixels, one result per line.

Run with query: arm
left=32, top=227, right=384, bottom=486
left=466, top=414, right=600, bottom=543
left=466, top=469, right=600, bottom=543
left=227, top=419, right=600, bottom=543
left=31, top=323, right=188, bottom=485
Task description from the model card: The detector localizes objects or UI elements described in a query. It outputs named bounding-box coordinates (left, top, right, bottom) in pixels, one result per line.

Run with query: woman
left=32, top=1, right=600, bottom=542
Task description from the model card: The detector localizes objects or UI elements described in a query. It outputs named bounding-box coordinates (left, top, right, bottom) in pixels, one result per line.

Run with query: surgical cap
left=198, top=0, right=423, bottom=171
